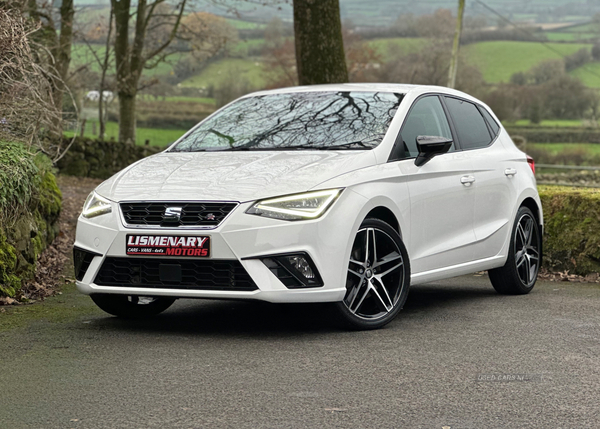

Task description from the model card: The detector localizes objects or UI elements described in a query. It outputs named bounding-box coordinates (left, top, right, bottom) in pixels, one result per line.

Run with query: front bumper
left=74, top=191, right=367, bottom=303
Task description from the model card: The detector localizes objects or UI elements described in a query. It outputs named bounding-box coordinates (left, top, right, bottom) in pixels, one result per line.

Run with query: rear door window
left=444, top=97, right=492, bottom=150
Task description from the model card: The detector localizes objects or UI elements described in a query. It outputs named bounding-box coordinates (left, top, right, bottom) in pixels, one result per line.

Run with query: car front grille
left=120, top=202, right=237, bottom=228
left=94, top=257, right=258, bottom=291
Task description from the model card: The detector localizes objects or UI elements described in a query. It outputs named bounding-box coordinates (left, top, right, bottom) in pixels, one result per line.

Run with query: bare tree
left=26, top=0, right=75, bottom=137
left=0, top=5, right=65, bottom=156
left=110, top=0, right=187, bottom=144
left=80, top=3, right=115, bottom=140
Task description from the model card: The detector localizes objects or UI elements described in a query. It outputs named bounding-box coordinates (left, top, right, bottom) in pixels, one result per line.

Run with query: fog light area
left=259, top=253, right=323, bottom=289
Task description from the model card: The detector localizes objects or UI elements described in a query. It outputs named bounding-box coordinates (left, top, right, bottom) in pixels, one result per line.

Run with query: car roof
left=245, top=83, right=477, bottom=101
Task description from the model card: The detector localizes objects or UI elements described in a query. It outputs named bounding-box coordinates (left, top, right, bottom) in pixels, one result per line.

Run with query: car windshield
left=170, top=91, right=404, bottom=152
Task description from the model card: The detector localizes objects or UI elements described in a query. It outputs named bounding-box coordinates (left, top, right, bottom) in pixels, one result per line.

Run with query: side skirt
left=411, top=255, right=507, bottom=286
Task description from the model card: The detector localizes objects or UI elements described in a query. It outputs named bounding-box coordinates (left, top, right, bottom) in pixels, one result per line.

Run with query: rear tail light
left=526, top=155, right=535, bottom=175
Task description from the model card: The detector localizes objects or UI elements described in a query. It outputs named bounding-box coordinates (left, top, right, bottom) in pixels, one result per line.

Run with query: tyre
left=335, top=218, right=411, bottom=330
left=489, top=206, right=541, bottom=295
left=91, top=294, right=176, bottom=318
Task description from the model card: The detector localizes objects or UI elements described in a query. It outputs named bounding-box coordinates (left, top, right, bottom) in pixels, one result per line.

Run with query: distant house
left=85, top=91, right=114, bottom=102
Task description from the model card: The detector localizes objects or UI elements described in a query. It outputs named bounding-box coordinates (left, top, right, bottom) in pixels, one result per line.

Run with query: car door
left=443, top=96, right=516, bottom=260
left=393, top=95, right=477, bottom=275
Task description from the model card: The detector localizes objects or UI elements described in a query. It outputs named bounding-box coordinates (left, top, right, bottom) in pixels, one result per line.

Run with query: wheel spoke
left=364, top=228, right=378, bottom=267
left=523, top=217, right=534, bottom=246
left=371, top=229, right=378, bottom=267
left=348, top=268, right=363, bottom=278
left=370, top=280, right=393, bottom=312
left=349, top=283, right=370, bottom=314
left=524, top=255, right=532, bottom=284
left=349, top=258, right=363, bottom=266
left=517, top=223, right=526, bottom=248
left=373, top=278, right=394, bottom=311
left=527, top=247, right=539, bottom=258
left=515, top=251, right=526, bottom=269
left=378, top=262, right=403, bottom=278
left=364, top=229, right=371, bottom=266
left=373, top=252, right=402, bottom=269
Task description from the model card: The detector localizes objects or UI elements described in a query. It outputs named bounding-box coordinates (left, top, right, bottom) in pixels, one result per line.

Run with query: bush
left=506, top=128, right=600, bottom=144
left=539, top=186, right=600, bottom=275
left=0, top=142, right=49, bottom=228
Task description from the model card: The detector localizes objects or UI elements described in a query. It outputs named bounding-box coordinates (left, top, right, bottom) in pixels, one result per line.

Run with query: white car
left=74, top=84, right=542, bottom=329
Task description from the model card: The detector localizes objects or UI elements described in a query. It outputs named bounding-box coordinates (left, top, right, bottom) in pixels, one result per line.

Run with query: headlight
left=246, top=189, right=342, bottom=221
left=82, top=192, right=112, bottom=219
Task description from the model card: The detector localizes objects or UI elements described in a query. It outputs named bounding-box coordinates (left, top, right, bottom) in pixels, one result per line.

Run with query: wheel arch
left=520, top=196, right=542, bottom=227
left=365, top=206, right=400, bottom=237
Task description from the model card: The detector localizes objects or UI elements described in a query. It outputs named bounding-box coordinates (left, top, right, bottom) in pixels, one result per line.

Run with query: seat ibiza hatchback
left=74, top=84, right=542, bottom=329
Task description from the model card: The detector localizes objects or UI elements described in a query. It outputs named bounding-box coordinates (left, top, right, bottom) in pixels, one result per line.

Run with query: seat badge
left=163, top=207, right=183, bottom=222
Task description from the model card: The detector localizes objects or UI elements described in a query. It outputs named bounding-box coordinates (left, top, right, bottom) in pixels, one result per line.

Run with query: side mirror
left=414, top=135, right=453, bottom=167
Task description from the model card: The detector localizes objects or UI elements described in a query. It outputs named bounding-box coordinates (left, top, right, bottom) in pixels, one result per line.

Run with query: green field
left=367, top=37, right=428, bottom=58
left=529, top=142, right=600, bottom=155
left=71, top=43, right=183, bottom=77
left=571, top=62, right=600, bottom=88
left=179, top=58, right=267, bottom=89
left=544, top=32, right=596, bottom=41
left=506, top=119, right=590, bottom=127
left=231, top=38, right=266, bottom=57
left=226, top=18, right=266, bottom=30
left=65, top=120, right=187, bottom=147
left=463, top=41, right=592, bottom=83
left=138, top=95, right=215, bottom=105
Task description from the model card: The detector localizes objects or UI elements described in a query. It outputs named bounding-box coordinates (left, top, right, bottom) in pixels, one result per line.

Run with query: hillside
left=463, top=41, right=592, bottom=83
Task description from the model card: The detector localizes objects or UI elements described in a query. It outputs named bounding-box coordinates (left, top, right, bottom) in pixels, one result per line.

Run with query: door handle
left=505, top=168, right=517, bottom=176
left=460, top=175, right=475, bottom=185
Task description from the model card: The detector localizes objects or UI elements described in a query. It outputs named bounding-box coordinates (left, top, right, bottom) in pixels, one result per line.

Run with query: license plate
left=126, top=235, right=210, bottom=257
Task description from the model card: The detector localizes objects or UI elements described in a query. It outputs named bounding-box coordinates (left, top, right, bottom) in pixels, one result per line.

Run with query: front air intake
left=73, top=247, right=101, bottom=281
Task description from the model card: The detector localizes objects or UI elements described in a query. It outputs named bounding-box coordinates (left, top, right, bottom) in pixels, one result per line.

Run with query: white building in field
left=85, top=91, right=114, bottom=102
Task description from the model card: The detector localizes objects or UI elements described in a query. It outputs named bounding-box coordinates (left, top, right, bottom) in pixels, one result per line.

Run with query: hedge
left=0, top=142, right=61, bottom=297
left=506, top=127, right=600, bottom=144
left=539, top=185, right=600, bottom=275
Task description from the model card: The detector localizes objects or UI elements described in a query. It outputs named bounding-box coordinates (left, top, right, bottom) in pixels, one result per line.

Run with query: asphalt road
left=1, top=274, right=599, bottom=429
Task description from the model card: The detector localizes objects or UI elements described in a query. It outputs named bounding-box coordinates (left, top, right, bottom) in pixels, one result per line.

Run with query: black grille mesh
left=95, top=257, right=258, bottom=291
left=120, top=202, right=237, bottom=227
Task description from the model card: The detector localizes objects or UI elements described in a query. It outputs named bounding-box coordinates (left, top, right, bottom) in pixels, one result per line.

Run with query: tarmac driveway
left=1, top=274, right=599, bottom=428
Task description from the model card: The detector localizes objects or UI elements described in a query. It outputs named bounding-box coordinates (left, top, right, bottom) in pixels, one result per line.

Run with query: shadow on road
left=86, top=278, right=501, bottom=337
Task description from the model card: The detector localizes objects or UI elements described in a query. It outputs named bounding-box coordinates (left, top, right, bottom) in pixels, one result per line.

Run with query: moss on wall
left=539, top=185, right=600, bottom=275
left=0, top=143, right=62, bottom=298
left=0, top=233, right=20, bottom=297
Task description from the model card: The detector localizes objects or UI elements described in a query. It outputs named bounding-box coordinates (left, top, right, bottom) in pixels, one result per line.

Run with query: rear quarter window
left=479, top=107, right=500, bottom=137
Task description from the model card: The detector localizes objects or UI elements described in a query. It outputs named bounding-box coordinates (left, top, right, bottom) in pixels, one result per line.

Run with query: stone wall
left=56, top=137, right=161, bottom=179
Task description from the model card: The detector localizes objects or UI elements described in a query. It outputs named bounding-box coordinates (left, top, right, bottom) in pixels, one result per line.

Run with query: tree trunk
left=99, top=2, right=114, bottom=141
left=47, top=0, right=74, bottom=140
left=293, top=0, right=348, bottom=85
left=447, top=0, right=465, bottom=89
left=118, top=94, right=136, bottom=145
left=55, top=0, right=74, bottom=99
left=111, top=0, right=186, bottom=143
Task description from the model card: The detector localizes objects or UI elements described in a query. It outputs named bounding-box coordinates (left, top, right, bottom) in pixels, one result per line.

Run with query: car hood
left=95, top=150, right=376, bottom=203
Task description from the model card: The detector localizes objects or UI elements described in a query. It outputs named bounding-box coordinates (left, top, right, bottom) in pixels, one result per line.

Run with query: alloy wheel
left=514, top=213, right=540, bottom=287
left=344, top=227, right=406, bottom=320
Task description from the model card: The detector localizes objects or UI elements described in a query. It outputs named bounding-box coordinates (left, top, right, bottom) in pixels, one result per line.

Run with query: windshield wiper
left=182, top=141, right=374, bottom=152
left=320, top=141, right=373, bottom=150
